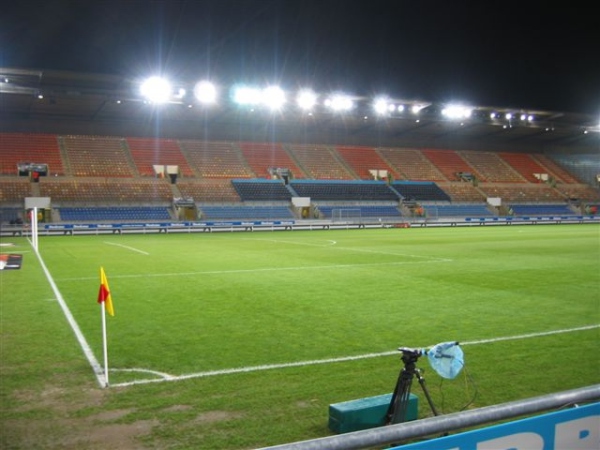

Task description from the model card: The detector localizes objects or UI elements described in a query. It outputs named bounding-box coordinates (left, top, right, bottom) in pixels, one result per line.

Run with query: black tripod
left=385, top=347, right=439, bottom=425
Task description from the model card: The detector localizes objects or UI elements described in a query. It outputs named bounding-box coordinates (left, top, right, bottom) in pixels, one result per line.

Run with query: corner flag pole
left=98, top=267, right=114, bottom=388
left=101, top=300, right=109, bottom=387
left=31, top=207, right=38, bottom=252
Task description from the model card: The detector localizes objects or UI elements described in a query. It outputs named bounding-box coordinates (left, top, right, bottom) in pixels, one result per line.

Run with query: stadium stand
left=176, top=179, right=241, bottom=203
left=334, top=145, right=398, bottom=180
left=59, top=206, right=172, bottom=222
left=422, top=203, right=494, bottom=218
left=180, top=140, right=254, bottom=178
left=0, top=133, right=65, bottom=176
left=40, top=178, right=173, bottom=205
left=378, top=147, right=445, bottom=181
left=286, top=143, right=354, bottom=180
left=547, top=152, right=599, bottom=186
left=238, top=142, right=305, bottom=179
left=0, top=179, right=32, bottom=205
left=198, top=205, right=294, bottom=220
left=459, top=150, right=524, bottom=183
left=392, top=181, right=451, bottom=202
left=421, top=149, right=480, bottom=182
left=507, top=204, right=574, bottom=216
left=478, top=184, right=565, bottom=203
left=1, top=130, right=598, bottom=227
left=126, top=137, right=195, bottom=177
left=61, top=135, right=135, bottom=178
left=497, top=152, right=553, bottom=184
left=315, top=204, right=403, bottom=220
left=436, top=182, right=486, bottom=202
left=290, top=180, right=399, bottom=201
left=231, top=179, right=293, bottom=201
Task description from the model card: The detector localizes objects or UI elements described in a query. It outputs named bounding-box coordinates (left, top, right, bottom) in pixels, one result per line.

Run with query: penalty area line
left=104, top=241, right=150, bottom=255
left=109, top=324, right=599, bottom=388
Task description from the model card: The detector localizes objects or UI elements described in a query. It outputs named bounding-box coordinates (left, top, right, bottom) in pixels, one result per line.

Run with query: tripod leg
left=415, top=369, right=439, bottom=416
left=386, top=368, right=414, bottom=424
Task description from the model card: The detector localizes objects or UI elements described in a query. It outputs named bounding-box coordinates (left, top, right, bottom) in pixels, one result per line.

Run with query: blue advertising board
left=391, top=402, right=599, bottom=450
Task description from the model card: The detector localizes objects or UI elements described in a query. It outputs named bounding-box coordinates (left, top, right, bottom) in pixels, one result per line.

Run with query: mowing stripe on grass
left=109, top=324, right=599, bottom=388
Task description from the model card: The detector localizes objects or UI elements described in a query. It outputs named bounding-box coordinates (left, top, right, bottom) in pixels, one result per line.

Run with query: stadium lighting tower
left=262, top=86, right=286, bottom=111
left=232, top=85, right=262, bottom=106
left=140, top=76, right=172, bottom=104
left=373, top=97, right=390, bottom=116
left=193, top=81, right=217, bottom=104
left=324, top=94, right=353, bottom=112
left=296, top=89, right=318, bottom=111
left=441, top=105, right=473, bottom=120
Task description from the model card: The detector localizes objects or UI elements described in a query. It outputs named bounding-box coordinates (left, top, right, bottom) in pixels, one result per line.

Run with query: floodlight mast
left=385, top=347, right=439, bottom=425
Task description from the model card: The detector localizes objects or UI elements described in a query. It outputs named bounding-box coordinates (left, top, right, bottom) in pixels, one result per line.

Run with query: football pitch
left=1, top=224, right=599, bottom=449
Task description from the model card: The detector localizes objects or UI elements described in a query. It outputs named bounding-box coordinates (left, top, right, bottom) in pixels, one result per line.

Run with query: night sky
left=1, top=0, right=598, bottom=115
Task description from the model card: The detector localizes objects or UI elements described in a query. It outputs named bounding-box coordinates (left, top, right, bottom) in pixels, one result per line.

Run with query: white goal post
left=331, top=208, right=362, bottom=222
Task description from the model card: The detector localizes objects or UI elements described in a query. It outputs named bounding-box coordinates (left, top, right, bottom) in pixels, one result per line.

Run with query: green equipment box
left=328, top=393, right=418, bottom=434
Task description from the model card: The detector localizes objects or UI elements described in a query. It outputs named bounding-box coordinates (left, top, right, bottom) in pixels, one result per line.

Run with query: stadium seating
left=377, top=147, right=445, bottom=181
left=1, top=131, right=598, bottom=224
left=199, top=205, right=294, bottom=221
left=290, top=180, right=399, bottom=201
left=334, top=145, right=397, bottom=180
left=58, top=206, right=172, bottom=222
left=421, top=149, right=479, bottom=182
left=61, top=135, right=135, bottom=178
left=286, top=144, right=353, bottom=179
left=392, top=182, right=451, bottom=202
left=459, top=150, right=523, bottom=183
left=180, top=140, right=254, bottom=178
left=0, top=133, right=65, bottom=176
left=231, top=179, right=293, bottom=201
left=126, top=137, right=195, bottom=177
left=498, top=152, right=551, bottom=183
left=508, top=204, right=574, bottom=216
left=238, top=142, right=305, bottom=179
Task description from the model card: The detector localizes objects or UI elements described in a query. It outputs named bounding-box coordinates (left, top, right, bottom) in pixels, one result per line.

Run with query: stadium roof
left=1, top=67, right=598, bottom=152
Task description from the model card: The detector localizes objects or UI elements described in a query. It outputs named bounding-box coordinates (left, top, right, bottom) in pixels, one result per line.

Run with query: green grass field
left=1, top=224, right=599, bottom=449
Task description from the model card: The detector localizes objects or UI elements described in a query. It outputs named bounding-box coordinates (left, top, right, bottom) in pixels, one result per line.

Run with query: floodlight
left=441, top=105, right=473, bottom=120
left=262, top=86, right=286, bottom=110
left=296, top=89, right=317, bottom=110
left=325, top=94, right=353, bottom=112
left=373, top=98, right=389, bottom=115
left=233, top=86, right=261, bottom=105
left=140, top=76, right=172, bottom=104
left=193, top=81, right=217, bottom=104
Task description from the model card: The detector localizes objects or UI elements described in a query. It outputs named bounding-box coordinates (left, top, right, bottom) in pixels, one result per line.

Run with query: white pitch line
left=110, top=324, right=600, bottom=388
left=458, top=324, right=600, bottom=346
left=104, top=241, right=150, bottom=255
left=58, top=259, right=449, bottom=282
left=32, top=242, right=106, bottom=387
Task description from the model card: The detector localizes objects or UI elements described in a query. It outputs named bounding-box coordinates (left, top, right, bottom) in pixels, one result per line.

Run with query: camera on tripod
left=398, top=347, right=422, bottom=364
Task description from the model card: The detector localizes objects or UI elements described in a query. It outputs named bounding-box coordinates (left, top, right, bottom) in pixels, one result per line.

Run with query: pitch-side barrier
left=1, top=215, right=598, bottom=237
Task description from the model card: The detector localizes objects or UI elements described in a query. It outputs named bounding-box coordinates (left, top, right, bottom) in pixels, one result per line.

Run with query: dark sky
left=1, top=0, right=598, bottom=114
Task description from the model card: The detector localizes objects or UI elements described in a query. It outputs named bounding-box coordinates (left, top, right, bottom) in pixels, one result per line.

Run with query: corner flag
left=98, top=267, right=115, bottom=316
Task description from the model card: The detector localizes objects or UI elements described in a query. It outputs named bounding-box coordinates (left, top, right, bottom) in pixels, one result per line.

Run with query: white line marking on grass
left=31, top=243, right=106, bottom=387
left=104, top=241, right=150, bottom=255
left=458, top=324, right=600, bottom=346
left=110, top=324, right=599, bottom=388
left=245, top=238, right=447, bottom=261
left=244, top=238, right=337, bottom=247
left=59, top=259, right=449, bottom=282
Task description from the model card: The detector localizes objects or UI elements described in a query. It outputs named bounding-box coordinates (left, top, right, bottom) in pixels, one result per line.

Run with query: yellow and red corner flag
left=98, top=267, right=115, bottom=316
